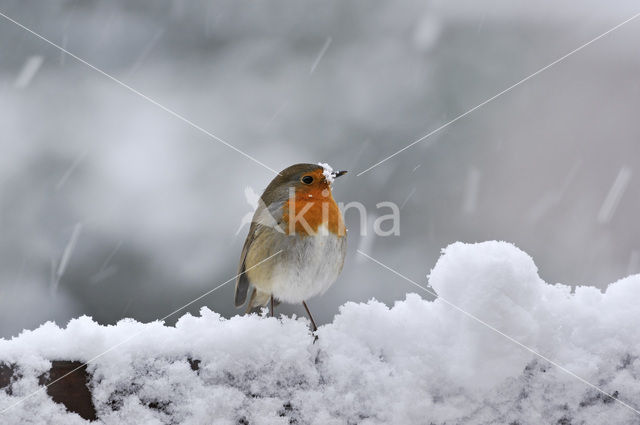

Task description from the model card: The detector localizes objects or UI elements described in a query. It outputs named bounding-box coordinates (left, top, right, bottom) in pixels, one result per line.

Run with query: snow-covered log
left=1, top=241, right=640, bottom=424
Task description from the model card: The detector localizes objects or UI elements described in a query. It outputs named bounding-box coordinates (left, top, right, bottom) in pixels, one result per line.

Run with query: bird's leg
left=270, top=295, right=274, bottom=318
left=302, top=301, right=318, bottom=332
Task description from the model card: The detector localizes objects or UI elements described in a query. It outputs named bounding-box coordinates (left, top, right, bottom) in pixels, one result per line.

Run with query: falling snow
left=14, top=56, right=43, bottom=88
left=309, top=37, right=332, bottom=74
left=50, top=223, right=83, bottom=295
left=597, top=166, right=632, bottom=224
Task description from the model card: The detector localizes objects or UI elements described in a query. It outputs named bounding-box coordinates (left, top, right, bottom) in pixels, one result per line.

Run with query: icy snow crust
left=2, top=241, right=640, bottom=424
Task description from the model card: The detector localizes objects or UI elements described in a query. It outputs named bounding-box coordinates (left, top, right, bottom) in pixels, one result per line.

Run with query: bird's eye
left=301, top=175, right=314, bottom=184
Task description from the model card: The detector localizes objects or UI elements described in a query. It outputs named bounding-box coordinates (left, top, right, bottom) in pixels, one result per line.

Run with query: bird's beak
left=332, top=170, right=348, bottom=178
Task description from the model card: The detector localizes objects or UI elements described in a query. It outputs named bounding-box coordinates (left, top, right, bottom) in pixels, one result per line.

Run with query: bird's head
left=261, top=163, right=347, bottom=205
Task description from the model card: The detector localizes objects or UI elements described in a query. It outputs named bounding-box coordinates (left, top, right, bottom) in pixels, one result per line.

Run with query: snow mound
left=2, top=241, right=640, bottom=424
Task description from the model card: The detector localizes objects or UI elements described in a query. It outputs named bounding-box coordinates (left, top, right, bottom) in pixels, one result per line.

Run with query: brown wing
left=234, top=194, right=285, bottom=308
left=234, top=222, right=256, bottom=307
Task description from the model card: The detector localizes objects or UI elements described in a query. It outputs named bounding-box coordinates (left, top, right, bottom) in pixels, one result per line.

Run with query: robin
left=234, top=163, right=347, bottom=331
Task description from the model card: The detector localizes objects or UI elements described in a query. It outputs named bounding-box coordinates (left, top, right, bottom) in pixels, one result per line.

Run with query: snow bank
left=2, top=241, right=640, bottom=424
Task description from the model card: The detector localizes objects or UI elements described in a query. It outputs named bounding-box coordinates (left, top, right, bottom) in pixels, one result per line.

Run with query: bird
left=234, top=163, right=347, bottom=331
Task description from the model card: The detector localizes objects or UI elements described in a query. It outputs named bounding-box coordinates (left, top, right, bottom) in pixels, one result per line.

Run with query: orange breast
left=282, top=187, right=345, bottom=237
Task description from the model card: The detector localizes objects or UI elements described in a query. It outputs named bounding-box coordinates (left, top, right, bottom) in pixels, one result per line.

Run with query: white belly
left=269, top=226, right=346, bottom=303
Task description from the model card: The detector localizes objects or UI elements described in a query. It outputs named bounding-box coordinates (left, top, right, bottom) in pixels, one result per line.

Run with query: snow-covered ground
left=1, top=241, right=640, bottom=424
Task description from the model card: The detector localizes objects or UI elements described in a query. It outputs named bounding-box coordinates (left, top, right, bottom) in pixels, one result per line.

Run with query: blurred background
left=1, top=0, right=639, bottom=338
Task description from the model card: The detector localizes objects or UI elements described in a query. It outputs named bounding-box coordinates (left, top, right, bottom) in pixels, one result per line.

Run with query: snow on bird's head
left=318, top=162, right=335, bottom=184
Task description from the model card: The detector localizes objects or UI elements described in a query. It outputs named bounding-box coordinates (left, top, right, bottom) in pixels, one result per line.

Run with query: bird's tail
left=245, top=287, right=271, bottom=314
